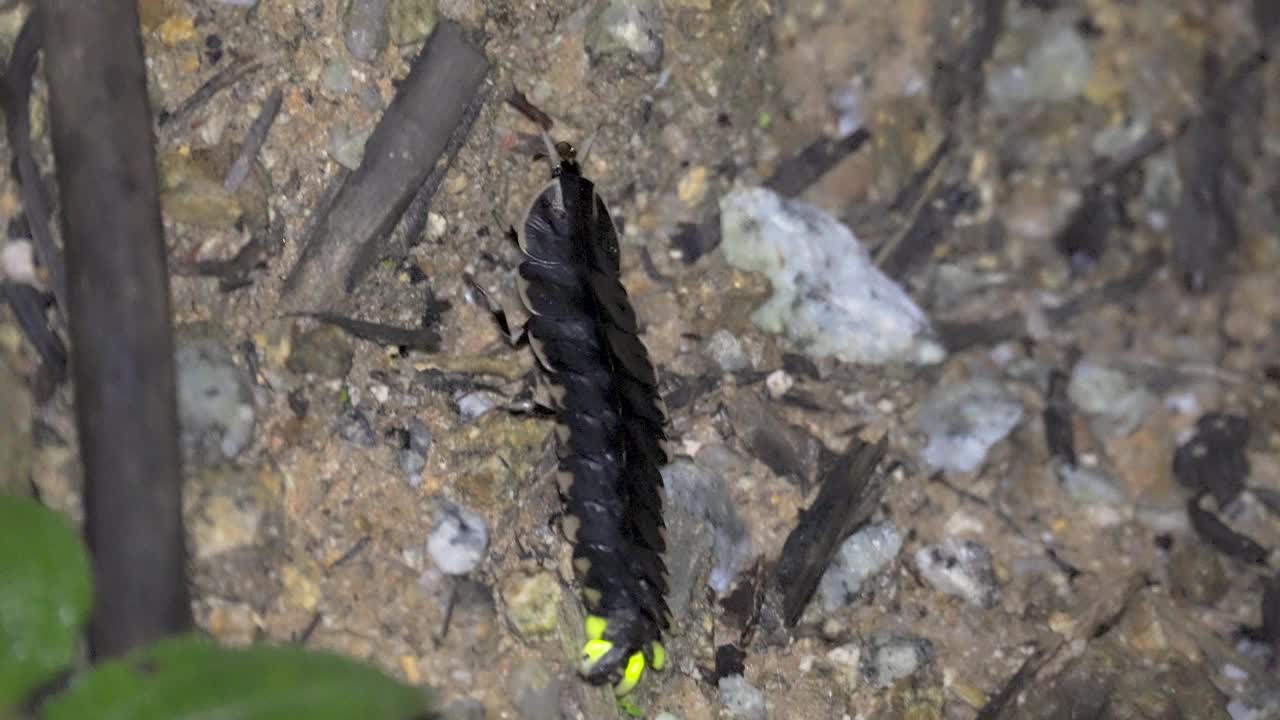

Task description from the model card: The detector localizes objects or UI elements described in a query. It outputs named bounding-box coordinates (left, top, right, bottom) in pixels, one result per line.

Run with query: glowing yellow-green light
left=582, top=638, right=613, bottom=670
left=614, top=651, right=647, bottom=697
left=651, top=642, right=666, bottom=672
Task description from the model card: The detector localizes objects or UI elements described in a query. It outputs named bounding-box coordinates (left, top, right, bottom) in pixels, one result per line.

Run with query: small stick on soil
left=224, top=85, right=283, bottom=192
left=0, top=15, right=68, bottom=325
left=42, top=0, right=193, bottom=660
left=158, top=54, right=271, bottom=131
left=506, top=87, right=553, bottom=130
left=282, top=21, right=489, bottom=313
left=760, top=435, right=891, bottom=632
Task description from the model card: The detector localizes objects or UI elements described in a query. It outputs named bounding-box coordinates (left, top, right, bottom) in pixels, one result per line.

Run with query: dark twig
left=505, top=87, right=553, bottom=130
left=42, top=0, right=193, bottom=659
left=0, top=282, right=67, bottom=384
left=285, top=311, right=443, bottom=352
left=224, top=85, right=283, bottom=192
left=282, top=22, right=489, bottom=312
left=0, top=15, right=68, bottom=325
left=158, top=54, right=270, bottom=131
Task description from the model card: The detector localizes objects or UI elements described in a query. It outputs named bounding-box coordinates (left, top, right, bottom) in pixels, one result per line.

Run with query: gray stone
left=343, top=0, right=391, bottom=63
left=861, top=634, right=933, bottom=689
left=456, top=391, right=500, bottom=422
left=704, top=328, right=751, bottom=372
left=663, top=504, right=715, bottom=620
left=914, top=538, right=999, bottom=608
left=585, top=0, right=664, bottom=70
left=320, top=58, right=354, bottom=96
left=718, top=675, right=767, bottom=720
left=327, top=122, right=372, bottom=170
left=427, top=501, right=488, bottom=574
left=817, top=521, right=903, bottom=612
left=512, top=659, right=561, bottom=720
left=662, top=460, right=751, bottom=593
left=988, top=20, right=1092, bottom=105
left=389, top=0, right=438, bottom=46
left=1056, top=462, right=1128, bottom=506
left=1067, top=360, right=1153, bottom=436
left=918, top=378, right=1023, bottom=473
left=176, top=335, right=256, bottom=465
left=720, top=187, right=944, bottom=366
left=335, top=407, right=377, bottom=447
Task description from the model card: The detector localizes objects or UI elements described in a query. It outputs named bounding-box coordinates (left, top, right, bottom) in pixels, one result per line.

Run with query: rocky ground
left=2, top=0, right=1280, bottom=718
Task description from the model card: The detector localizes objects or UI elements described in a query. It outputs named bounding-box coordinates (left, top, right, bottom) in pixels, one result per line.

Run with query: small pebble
left=398, top=448, right=427, bottom=475
left=287, top=324, right=354, bottom=379
left=343, top=0, right=391, bottom=63
left=826, top=644, right=861, bottom=691
left=704, top=328, right=750, bottom=372
left=765, top=369, right=793, bottom=399
left=328, top=123, right=372, bottom=170
left=389, top=0, right=438, bottom=46
left=918, top=379, right=1024, bottom=473
left=0, top=239, right=36, bottom=284
left=427, top=211, right=448, bottom=240
left=817, top=521, right=903, bottom=612
left=861, top=635, right=932, bottom=689
left=914, top=538, right=1000, bottom=608
left=175, top=335, right=256, bottom=465
left=335, top=407, right=377, bottom=447
left=1056, top=463, right=1128, bottom=507
left=718, top=675, right=767, bottom=720
left=456, top=391, right=500, bottom=421
left=501, top=572, right=561, bottom=638
left=584, top=0, right=665, bottom=70
left=678, top=165, right=709, bottom=206
left=1067, top=360, right=1153, bottom=436
left=662, top=460, right=752, bottom=593
left=427, top=501, right=489, bottom=575
left=320, top=58, right=354, bottom=96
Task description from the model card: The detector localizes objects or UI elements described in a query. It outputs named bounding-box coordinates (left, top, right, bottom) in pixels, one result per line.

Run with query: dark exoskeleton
left=501, top=133, right=671, bottom=695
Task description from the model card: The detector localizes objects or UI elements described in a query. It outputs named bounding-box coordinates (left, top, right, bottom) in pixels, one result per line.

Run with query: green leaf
left=0, top=495, right=92, bottom=713
left=43, top=634, right=435, bottom=720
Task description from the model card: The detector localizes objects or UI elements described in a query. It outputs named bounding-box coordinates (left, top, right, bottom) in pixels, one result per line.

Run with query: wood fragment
left=1043, top=368, right=1076, bottom=467
left=158, top=54, right=271, bottom=131
left=1187, top=496, right=1269, bottom=565
left=0, top=16, right=68, bottom=325
left=505, top=87, right=553, bottom=130
left=287, top=310, right=443, bottom=352
left=760, top=435, right=891, bottom=631
left=42, top=0, right=193, bottom=660
left=0, top=282, right=66, bottom=384
left=224, top=86, right=283, bottom=192
left=282, top=21, right=489, bottom=312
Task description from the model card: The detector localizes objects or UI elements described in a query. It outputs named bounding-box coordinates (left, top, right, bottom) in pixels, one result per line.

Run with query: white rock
left=719, top=187, right=944, bottom=366
left=918, top=378, right=1024, bottom=473
left=427, top=502, right=488, bottom=575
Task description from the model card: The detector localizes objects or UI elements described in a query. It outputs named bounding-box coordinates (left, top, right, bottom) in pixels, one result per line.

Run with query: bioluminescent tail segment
left=515, top=133, right=671, bottom=696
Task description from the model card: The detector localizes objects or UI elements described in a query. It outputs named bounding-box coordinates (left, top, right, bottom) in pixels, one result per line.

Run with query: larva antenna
left=577, top=124, right=603, bottom=166
left=539, top=129, right=562, bottom=175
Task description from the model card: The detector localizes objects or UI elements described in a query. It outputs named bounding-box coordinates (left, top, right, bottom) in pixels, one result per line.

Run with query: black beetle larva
left=502, top=131, right=672, bottom=696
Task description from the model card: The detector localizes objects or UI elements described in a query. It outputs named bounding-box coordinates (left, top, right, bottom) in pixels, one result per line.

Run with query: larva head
left=579, top=611, right=667, bottom=696
left=540, top=130, right=581, bottom=177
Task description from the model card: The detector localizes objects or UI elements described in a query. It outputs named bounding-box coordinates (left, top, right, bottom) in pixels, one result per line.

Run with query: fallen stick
left=281, top=21, right=489, bottom=313
left=41, top=0, right=193, bottom=659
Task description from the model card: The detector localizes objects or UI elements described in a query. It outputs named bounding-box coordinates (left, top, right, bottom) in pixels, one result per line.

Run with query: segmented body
left=516, top=150, right=670, bottom=693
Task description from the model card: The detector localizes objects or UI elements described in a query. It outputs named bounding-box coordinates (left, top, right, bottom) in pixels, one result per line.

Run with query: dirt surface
left=4, top=0, right=1280, bottom=718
